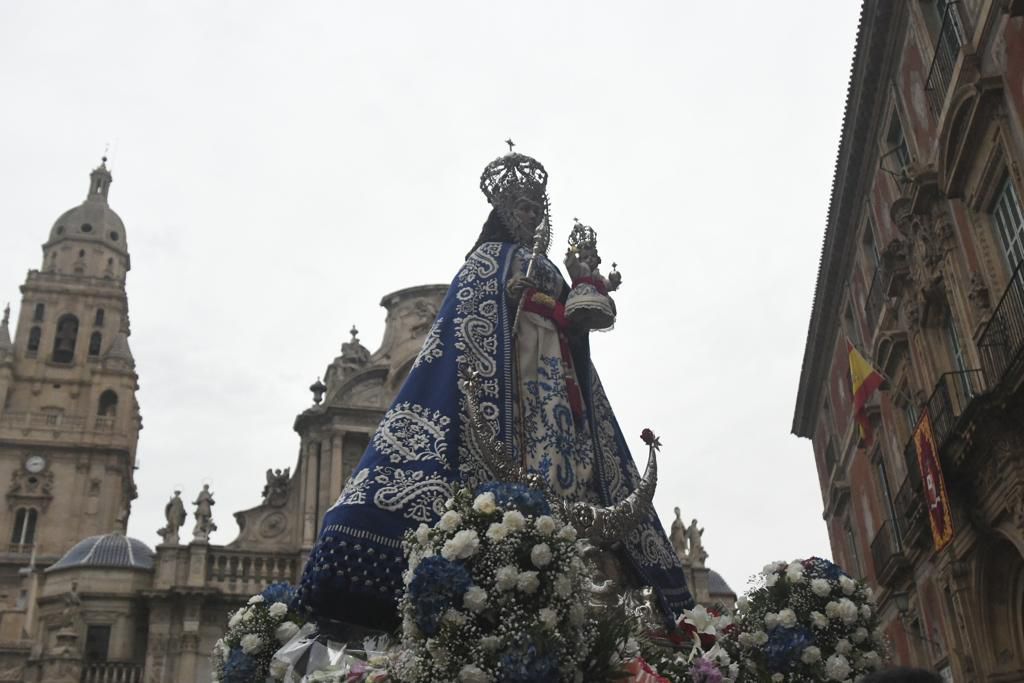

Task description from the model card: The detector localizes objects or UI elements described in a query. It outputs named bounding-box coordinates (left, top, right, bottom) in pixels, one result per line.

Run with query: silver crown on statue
left=567, top=220, right=598, bottom=255
left=480, top=139, right=549, bottom=209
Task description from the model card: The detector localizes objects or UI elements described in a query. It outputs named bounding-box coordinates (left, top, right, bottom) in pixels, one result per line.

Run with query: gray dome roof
left=707, top=569, right=736, bottom=597
left=47, top=533, right=154, bottom=572
left=46, top=162, right=128, bottom=255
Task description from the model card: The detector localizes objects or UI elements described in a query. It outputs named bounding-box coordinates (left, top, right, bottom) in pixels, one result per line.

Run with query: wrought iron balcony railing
left=925, top=1, right=966, bottom=117
left=925, top=369, right=985, bottom=453
left=865, top=266, right=885, bottom=332
left=895, top=463, right=928, bottom=550
left=979, top=257, right=1024, bottom=388
left=870, top=519, right=910, bottom=586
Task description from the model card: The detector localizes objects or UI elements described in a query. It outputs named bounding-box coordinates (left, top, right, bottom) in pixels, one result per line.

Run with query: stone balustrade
left=205, top=550, right=299, bottom=596
left=80, top=662, right=143, bottom=683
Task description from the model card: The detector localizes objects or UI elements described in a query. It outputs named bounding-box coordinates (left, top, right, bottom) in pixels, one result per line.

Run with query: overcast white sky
left=0, top=1, right=862, bottom=595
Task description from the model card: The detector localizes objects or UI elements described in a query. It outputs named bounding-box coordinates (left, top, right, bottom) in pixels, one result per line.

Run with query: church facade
left=793, top=1, right=1024, bottom=679
left=0, top=162, right=733, bottom=682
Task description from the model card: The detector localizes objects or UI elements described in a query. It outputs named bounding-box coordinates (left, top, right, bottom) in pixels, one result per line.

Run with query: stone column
left=329, top=433, right=344, bottom=503
left=143, top=601, right=172, bottom=683
left=186, top=543, right=208, bottom=588
left=302, top=440, right=319, bottom=546
left=175, top=599, right=202, bottom=683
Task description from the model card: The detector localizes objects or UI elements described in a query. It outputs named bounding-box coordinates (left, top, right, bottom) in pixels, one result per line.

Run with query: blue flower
left=475, top=482, right=551, bottom=516
left=804, top=556, right=845, bottom=582
left=764, top=626, right=813, bottom=672
left=223, top=648, right=258, bottom=682
left=498, top=640, right=559, bottom=683
left=260, top=581, right=296, bottom=606
left=408, top=556, right=471, bottom=636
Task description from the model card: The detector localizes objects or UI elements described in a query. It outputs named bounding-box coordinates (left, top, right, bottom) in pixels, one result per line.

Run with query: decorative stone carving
left=157, top=490, right=187, bottom=545
left=686, top=518, right=707, bottom=567
left=191, top=484, right=217, bottom=542
left=7, top=463, right=54, bottom=510
left=261, top=468, right=290, bottom=507
left=968, top=271, right=991, bottom=313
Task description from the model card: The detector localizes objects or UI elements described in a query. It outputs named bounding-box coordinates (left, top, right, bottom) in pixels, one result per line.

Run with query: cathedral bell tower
left=0, top=158, right=141, bottom=563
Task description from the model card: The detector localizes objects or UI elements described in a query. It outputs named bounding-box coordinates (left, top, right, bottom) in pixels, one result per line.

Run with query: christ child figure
left=564, top=219, right=621, bottom=330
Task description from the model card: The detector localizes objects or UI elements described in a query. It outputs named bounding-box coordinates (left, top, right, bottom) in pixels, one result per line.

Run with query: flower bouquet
left=725, top=558, right=884, bottom=682
left=390, top=482, right=601, bottom=683
left=627, top=603, right=737, bottom=682
left=211, top=583, right=305, bottom=682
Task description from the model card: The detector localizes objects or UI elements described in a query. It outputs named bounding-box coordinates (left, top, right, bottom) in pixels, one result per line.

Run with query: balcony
left=979, top=258, right=1024, bottom=389
left=925, top=1, right=966, bottom=117
left=206, top=550, right=299, bottom=596
left=0, top=411, right=126, bottom=445
left=871, top=519, right=910, bottom=586
left=895, top=461, right=928, bottom=551
left=924, top=369, right=985, bottom=452
left=80, top=662, right=143, bottom=683
left=866, top=267, right=886, bottom=333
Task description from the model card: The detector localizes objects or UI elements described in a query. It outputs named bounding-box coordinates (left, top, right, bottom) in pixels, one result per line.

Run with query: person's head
left=861, top=667, right=943, bottom=683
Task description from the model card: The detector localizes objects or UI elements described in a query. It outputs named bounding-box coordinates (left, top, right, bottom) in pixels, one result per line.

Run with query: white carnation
left=839, top=575, right=857, bottom=595
left=481, top=635, right=501, bottom=652
left=736, top=595, right=749, bottom=611
left=825, top=600, right=840, bottom=619
left=240, top=633, right=263, bottom=654
left=778, top=608, right=797, bottom=628
left=539, top=607, right=559, bottom=629
left=811, top=611, right=829, bottom=629
left=275, top=620, right=300, bottom=643
left=825, top=653, right=851, bottom=681
left=269, top=658, right=289, bottom=679
left=765, top=572, right=780, bottom=587
left=737, top=632, right=754, bottom=647
left=495, top=565, right=519, bottom=591
left=502, top=510, right=525, bottom=531
left=442, top=529, right=480, bottom=560
left=835, top=638, right=853, bottom=655
left=247, top=594, right=265, bottom=605
left=556, top=524, right=577, bottom=541
left=415, top=523, right=431, bottom=546
left=535, top=515, right=557, bottom=536
left=862, top=650, right=882, bottom=669
left=516, top=570, right=540, bottom=594
left=227, top=608, right=245, bottom=628
left=860, top=604, right=872, bottom=620
left=801, top=645, right=822, bottom=664
left=463, top=586, right=488, bottom=613
left=568, top=602, right=585, bottom=625
left=268, top=601, right=288, bottom=619
left=438, top=510, right=462, bottom=531
left=762, top=561, right=784, bottom=576
left=554, top=574, right=572, bottom=598
left=764, top=612, right=780, bottom=629
left=786, top=562, right=805, bottom=583
left=852, top=626, right=869, bottom=644
left=459, top=664, right=491, bottom=683
left=837, top=597, right=859, bottom=624
left=486, top=522, right=509, bottom=542
left=811, top=578, right=832, bottom=597
left=530, top=543, right=553, bottom=568
left=752, top=630, right=769, bottom=645
left=472, top=492, right=497, bottom=514
left=443, top=608, right=467, bottom=626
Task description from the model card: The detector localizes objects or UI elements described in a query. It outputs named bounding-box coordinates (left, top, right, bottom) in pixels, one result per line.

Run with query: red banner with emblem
left=913, top=409, right=954, bottom=551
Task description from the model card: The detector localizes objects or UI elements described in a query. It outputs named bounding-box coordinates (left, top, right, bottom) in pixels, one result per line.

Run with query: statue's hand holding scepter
left=510, top=218, right=548, bottom=334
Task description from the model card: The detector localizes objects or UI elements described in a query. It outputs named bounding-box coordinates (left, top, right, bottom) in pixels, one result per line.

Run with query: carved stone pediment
left=7, top=466, right=54, bottom=510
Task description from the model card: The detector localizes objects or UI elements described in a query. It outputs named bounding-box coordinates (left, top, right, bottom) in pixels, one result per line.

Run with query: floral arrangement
left=725, top=557, right=884, bottom=682
left=630, top=604, right=738, bottom=682
left=211, top=583, right=305, bottom=682
left=390, top=482, right=601, bottom=683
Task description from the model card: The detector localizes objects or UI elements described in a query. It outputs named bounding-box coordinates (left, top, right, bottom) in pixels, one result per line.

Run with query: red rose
left=640, top=428, right=656, bottom=445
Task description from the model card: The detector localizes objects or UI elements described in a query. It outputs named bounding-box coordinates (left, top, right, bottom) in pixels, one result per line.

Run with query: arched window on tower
left=33, top=304, right=45, bottom=322
left=88, top=332, right=102, bottom=357
left=10, top=507, right=37, bottom=548
left=27, top=326, right=41, bottom=356
left=98, top=390, right=118, bottom=417
left=52, top=314, right=79, bottom=363
left=94, top=309, right=105, bottom=327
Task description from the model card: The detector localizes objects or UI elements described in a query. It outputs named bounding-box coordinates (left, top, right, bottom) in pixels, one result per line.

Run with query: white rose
left=486, top=522, right=509, bottom=542
left=415, top=523, right=431, bottom=546
left=837, top=598, right=859, bottom=624
left=495, top=565, right=519, bottom=591
left=463, top=586, right=488, bottom=613
left=786, top=562, right=805, bottom=583
left=268, top=601, right=288, bottom=619
left=811, top=611, right=829, bottom=629
left=481, top=635, right=501, bottom=652
left=852, top=626, right=869, bottom=644
left=835, top=638, right=853, bottom=655
left=554, top=574, right=572, bottom=598
left=766, top=573, right=780, bottom=587
left=247, top=594, right=265, bottom=605
left=502, top=510, right=525, bottom=531
left=516, top=570, right=540, bottom=594
left=535, top=515, right=557, bottom=536
left=811, top=578, right=832, bottom=597
left=778, top=608, right=797, bottom=628
left=764, top=612, right=780, bottom=629
left=459, top=664, right=491, bottom=683
left=269, top=658, right=289, bottom=679
left=825, top=653, right=851, bottom=681
left=801, top=646, right=822, bottom=664
left=438, top=510, right=462, bottom=531
left=442, top=529, right=480, bottom=560
left=226, top=610, right=243, bottom=630
left=839, top=575, right=857, bottom=595
left=240, top=633, right=263, bottom=655
left=275, top=620, right=300, bottom=643
left=531, top=543, right=553, bottom=568
left=556, top=524, right=577, bottom=541
left=473, top=492, right=497, bottom=514
left=539, top=607, right=559, bottom=629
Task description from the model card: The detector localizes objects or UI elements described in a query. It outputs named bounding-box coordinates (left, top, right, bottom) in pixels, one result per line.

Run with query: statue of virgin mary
left=294, top=147, right=693, bottom=633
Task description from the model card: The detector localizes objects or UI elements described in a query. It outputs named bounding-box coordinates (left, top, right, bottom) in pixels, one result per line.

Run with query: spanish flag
left=848, top=340, right=884, bottom=446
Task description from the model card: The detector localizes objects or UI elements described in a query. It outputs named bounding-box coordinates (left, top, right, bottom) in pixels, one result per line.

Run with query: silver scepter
left=511, top=217, right=548, bottom=335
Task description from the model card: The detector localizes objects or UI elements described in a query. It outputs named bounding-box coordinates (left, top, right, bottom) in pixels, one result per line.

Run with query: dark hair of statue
left=466, top=208, right=513, bottom=259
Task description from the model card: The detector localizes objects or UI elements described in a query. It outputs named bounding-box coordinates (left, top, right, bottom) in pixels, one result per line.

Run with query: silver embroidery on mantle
left=371, top=401, right=452, bottom=468
left=372, top=467, right=452, bottom=523
left=413, top=316, right=444, bottom=369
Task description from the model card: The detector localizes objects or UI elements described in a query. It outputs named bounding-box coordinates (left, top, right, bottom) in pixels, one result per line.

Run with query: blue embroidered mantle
left=294, top=241, right=693, bottom=628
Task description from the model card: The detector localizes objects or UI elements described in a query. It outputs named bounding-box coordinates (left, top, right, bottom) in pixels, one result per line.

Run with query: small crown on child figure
left=568, top=218, right=598, bottom=253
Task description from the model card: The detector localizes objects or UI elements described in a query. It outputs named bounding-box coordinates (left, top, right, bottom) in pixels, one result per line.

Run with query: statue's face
left=579, top=245, right=600, bottom=268
left=510, top=197, right=543, bottom=243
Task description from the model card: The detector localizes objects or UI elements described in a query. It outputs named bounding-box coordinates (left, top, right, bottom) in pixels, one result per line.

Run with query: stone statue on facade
left=324, top=326, right=372, bottom=390
left=262, top=468, right=291, bottom=507
left=669, top=506, right=688, bottom=561
left=191, top=484, right=217, bottom=542
left=686, top=518, right=707, bottom=567
left=157, top=490, right=187, bottom=545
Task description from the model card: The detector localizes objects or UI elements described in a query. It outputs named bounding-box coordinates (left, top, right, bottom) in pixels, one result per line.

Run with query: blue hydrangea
left=804, top=556, right=845, bottom=582
left=408, top=556, right=471, bottom=636
left=260, top=581, right=296, bottom=606
left=498, top=640, right=559, bottom=683
left=764, top=625, right=813, bottom=672
left=475, top=482, right=551, bottom=516
left=223, top=648, right=258, bottom=682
